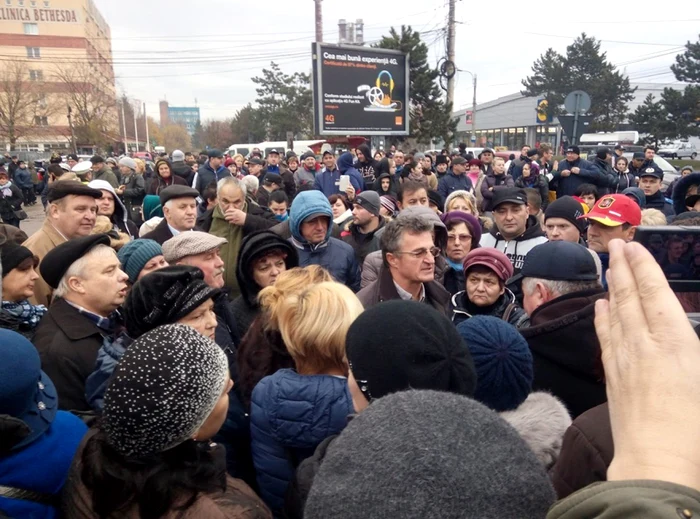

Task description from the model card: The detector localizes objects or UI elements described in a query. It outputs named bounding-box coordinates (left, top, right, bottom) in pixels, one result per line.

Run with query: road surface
left=20, top=201, right=46, bottom=237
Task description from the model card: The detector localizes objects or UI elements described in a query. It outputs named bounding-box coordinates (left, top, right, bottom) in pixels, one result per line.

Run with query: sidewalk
left=20, top=201, right=46, bottom=237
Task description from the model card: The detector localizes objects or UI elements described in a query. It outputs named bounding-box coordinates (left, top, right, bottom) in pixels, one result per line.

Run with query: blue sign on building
left=168, top=106, right=200, bottom=136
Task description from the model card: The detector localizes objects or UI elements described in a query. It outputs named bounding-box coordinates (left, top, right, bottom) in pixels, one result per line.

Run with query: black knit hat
left=0, top=241, right=33, bottom=277
left=346, top=301, right=476, bottom=401
left=304, top=390, right=556, bottom=518
left=544, top=195, right=587, bottom=233
left=103, top=324, right=229, bottom=458
left=123, top=265, right=219, bottom=339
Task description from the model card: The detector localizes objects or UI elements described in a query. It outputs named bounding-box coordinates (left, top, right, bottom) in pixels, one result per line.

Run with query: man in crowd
left=508, top=144, right=531, bottom=180
left=66, top=153, right=79, bottom=170
left=580, top=193, right=641, bottom=288
left=393, top=150, right=405, bottom=178
left=434, top=155, right=449, bottom=181
left=265, top=149, right=282, bottom=175
left=194, top=149, right=226, bottom=197
left=33, top=234, right=128, bottom=412
left=589, top=147, right=615, bottom=195
left=315, top=150, right=361, bottom=198
left=268, top=190, right=289, bottom=222
left=639, top=166, right=674, bottom=217
left=197, top=176, right=276, bottom=298
left=357, top=210, right=450, bottom=314
left=479, top=188, right=547, bottom=274
left=518, top=241, right=607, bottom=418
left=552, top=146, right=601, bottom=198
left=342, top=191, right=386, bottom=266
left=544, top=195, right=587, bottom=244
left=627, top=152, right=647, bottom=178
left=171, top=149, right=195, bottom=186
left=24, top=181, right=102, bottom=306
left=256, top=173, right=283, bottom=208
left=614, top=144, right=625, bottom=159
left=478, top=148, right=495, bottom=177
left=89, top=155, right=119, bottom=188
left=438, top=157, right=472, bottom=199
left=288, top=190, right=360, bottom=291
left=294, top=152, right=318, bottom=190
left=247, top=157, right=265, bottom=179
left=537, top=143, right=557, bottom=177
left=141, top=185, right=199, bottom=245
left=397, top=180, right=430, bottom=211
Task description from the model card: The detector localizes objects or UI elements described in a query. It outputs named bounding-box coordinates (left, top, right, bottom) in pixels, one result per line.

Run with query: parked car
left=658, top=141, right=697, bottom=160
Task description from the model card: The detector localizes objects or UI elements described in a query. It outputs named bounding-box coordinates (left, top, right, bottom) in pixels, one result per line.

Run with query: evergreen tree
left=671, top=34, right=700, bottom=83
left=230, top=104, right=266, bottom=143
left=628, top=94, right=672, bottom=146
left=374, top=26, right=458, bottom=145
left=521, top=33, right=635, bottom=131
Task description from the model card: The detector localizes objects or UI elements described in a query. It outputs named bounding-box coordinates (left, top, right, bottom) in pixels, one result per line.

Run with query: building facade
left=452, top=83, right=687, bottom=152
left=159, top=100, right=200, bottom=137
left=0, top=0, right=117, bottom=153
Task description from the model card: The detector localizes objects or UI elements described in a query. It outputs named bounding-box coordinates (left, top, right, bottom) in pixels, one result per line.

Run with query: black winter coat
left=480, top=173, right=515, bottom=212
left=450, top=288, right=529, bottom=328
left=515, top=174, right=550, bottom=210
left=610, top=168, right=637, bottom=193
left=521, top=288, right=608, bottom=418
left=0, top=183, right=23, bottom=222
left=589, top=158, right=615, bottom=194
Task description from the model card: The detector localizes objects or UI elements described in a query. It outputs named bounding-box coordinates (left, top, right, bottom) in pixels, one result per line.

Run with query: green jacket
left=93, top=165, right=119, bottom=188
left=548, top=480, right=700, bottom=518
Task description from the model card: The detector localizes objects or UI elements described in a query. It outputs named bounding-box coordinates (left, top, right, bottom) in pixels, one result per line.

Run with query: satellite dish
left=564, top=90, right=591, bottom=114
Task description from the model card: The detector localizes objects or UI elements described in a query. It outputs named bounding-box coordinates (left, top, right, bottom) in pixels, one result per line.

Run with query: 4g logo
left=325, top=114, right=335, bottom=124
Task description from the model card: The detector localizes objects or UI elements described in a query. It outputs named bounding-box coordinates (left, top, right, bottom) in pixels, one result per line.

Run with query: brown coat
left=22, top=219, right=68, bottom=307
left=550, top=402, right=613, bottom=499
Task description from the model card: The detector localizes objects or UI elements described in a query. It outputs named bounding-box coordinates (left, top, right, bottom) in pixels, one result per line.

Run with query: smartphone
left=339, top=175, right=350, bottom=191
left=635, top=225, right=700, bottom=312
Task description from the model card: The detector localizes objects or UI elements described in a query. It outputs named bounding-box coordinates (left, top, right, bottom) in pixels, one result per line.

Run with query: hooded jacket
left=589, top=157, right=615, bottom=194
left=672, top=172, right=700, bottom=215
left=313, top=153, right=362, bottom=197
left=374, top=172, right=397, bottom=196
left=355, top=144, right=378, bottom=187
left=450, top=288, right=529, bottom=328
left=194, top=160, right=229, bottom=196
left=171, top=160, right=195, bottom=186
left=515, top=173, right=550, bottom=210
left=479, top=216, right=548, bottom=274
left=250, top=369, right=353, bottom=514
left=521, top=288, right=608, bottom=418
left=438, top=170, right=474, bottom=200
left=288, top=191, right=360, bottom=292
left=610, top=167, right=637, bottom=193
left=146, top=163, right=188, bottom=195
left=231, top=232, right=299, bottom=336
left=88, top=180, right=137, bottom=239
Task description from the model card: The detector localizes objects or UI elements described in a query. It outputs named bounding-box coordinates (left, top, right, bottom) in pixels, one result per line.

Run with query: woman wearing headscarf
left=146, top=158, right=188, bottom=195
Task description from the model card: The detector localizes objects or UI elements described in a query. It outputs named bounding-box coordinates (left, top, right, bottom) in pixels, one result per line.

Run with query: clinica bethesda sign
left=0, top=7, right=79, bottom=23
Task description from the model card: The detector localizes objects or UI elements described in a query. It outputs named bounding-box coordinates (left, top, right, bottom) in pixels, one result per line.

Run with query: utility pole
left=446, top=0, right=456, bottom=109
left=314, top=0, right=322, bottom=42
left=120, top=98, right=128, bottom=154
left=143, top=102, right=150, bottom=153
left=472, top=74, right=477, bottom=142
left=133, top=103, right=139, bottom=153
left=67, top=105, right=77, bottom=154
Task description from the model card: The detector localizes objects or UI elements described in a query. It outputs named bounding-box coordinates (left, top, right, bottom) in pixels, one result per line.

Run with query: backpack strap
left=0, top=484, right=59, bottom=507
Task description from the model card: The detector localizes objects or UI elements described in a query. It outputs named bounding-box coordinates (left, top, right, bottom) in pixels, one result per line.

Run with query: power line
left=523, top=32, right=686, bottom=47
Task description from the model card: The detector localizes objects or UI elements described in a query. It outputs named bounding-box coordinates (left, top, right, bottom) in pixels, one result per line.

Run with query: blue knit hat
left=117, top=239, right=164, bottom=284
left=457, top=316, right=533, bottom=412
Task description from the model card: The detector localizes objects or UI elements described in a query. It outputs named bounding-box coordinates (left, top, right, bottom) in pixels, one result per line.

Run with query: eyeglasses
left=393, top=246, right=441, bottom=259
left=447, top=234, right=472, bottom=243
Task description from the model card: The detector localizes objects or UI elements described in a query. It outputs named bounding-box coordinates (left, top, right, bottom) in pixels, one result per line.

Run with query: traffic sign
left=558, top=115, right=593, bottom=145
left=564, top=90, right=591, bottom=114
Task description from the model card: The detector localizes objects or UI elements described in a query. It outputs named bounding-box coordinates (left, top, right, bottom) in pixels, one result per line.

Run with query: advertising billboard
left=312, top=43, right=410, bottom=136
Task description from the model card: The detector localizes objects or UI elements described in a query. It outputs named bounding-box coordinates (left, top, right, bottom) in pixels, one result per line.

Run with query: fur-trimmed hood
left=673, top=172, right=700, bottom=215
left=500, top=392, right=571, bottom=469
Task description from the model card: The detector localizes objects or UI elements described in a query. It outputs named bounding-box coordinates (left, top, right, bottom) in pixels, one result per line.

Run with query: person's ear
left=68, top=276, right=85, bottom=294
left=386, top=252, right=399, bottom=269
left=626, top=226, right=638, bottom=242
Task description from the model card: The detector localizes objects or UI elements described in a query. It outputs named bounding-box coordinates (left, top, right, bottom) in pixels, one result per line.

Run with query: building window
left=29, top=69, right=43, bottom=81
left=43, top=0, right=48, bottom=5
left=5, top=0, right=11, bottom=6
left=23, top=23, right=38, bottom=35
left=18, top=0, right=23, bottom=5
left=26, top=47, right=40, bottom=59
left=34, top=116, right=48, bottom=126
left=30, top=0, right=35, bottom=6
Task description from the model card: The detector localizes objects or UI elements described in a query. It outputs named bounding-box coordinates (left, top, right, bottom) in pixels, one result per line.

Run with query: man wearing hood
left=232, top=231, right=299, bottom=335
left=88, top=180, right=138, bottom=239
left=479, top=188, right=547, bottom=275
left=288, top=190, right=360, bottom=291
left=314, top=150, right=362, bottom=198
left=355, top=143, right=378, bottom=188
left=342, top=191, right=386, bottom=266
left=672, top=171, right=700, bottom=216
left=194, top=149, right=228, bottom=197
left=170, top=149, right=195, bottom=186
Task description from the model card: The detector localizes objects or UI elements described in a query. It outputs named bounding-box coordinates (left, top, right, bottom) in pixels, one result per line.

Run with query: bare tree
left=0, top=61, right=49, bottom=147
left=52, top=61, right=119, bottom=148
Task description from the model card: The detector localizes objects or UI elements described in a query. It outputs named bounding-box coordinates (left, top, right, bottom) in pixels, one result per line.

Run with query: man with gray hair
left=33, top=234, right=128, bottom=412
left=357, top=209, right=451, bottom=314
left=514, top=240, right=607, bottom=418
left=141, top=185, right=200, bottom=245
left=197, top=176, right=276, bottom=299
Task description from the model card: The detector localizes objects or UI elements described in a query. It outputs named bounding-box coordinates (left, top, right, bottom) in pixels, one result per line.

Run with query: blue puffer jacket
left=194, top=160, right=230, bottom=196
left=13, top=167, right=33, bottom=189
left=85, top=333, right=133, bottom=412
left=250, top=369, right=353, bottom=514
left=438, top=171, right=474, bottom=199
left=289, top=191, right=361, bottom=291
left=314, top=153, right=363, bottom=197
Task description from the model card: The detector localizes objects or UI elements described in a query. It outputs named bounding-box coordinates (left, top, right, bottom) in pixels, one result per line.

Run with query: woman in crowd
left=373, top=157, right=397, bottom=197
left=0, top=169, right=23, bottom=228
left=329, top=193, right=353, bottom=230
left=440, top=211, right=481, bottom=296
left=64, top=324, right=271, bottom=518
left=116, top=239, right=168, bottom=290
left=231, top=231, right=299, bottom=336
left=451, top=248, right=528, bottom=328
left=237, top=266, right=334, bottom=411
left=146, top=158, right=188, bottom=195
left=0, top=241, right=45, bottom=339
left=0, top=330, right=88, bottom=519
left=515, top=162, right=549, bottom=210
left=457, top=315, right=571, bottom=468
left=379, top=195, right=398, bottom=219
left=399, top=161, right=426, bottom=185
left=250, top=282, right=364, bottom=515
left=481, top=156, right=515, bottom=213
left=116, top=157, right=146, bottom=227
left=611, top=156, right=637, bottom=193
left=445, top=189, right=494, bottom=231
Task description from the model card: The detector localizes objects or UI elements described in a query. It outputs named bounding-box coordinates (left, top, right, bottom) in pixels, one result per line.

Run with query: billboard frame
left=312, top=42, right=410, bottom=136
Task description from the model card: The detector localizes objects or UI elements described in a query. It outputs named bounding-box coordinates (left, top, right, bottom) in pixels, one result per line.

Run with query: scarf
left=209, top=203, right=245, bottom=299
left=274, top=211, right=289, bottom=222
left=446, top=257, right=464, bottom=271
left=0, top=181, right=13, bottom=197
left=1, top=300, right=47, bottom=328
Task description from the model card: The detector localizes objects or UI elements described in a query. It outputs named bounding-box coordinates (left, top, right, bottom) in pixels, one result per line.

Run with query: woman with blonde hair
left=444, top=189, right=494, bottom=231
left=237, top=265, right=334, bottom=410
left=250, top=281, right=363, bottom=515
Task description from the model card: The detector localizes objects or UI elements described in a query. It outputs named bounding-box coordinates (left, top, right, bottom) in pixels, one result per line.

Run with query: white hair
left=521, top=277, right=601, bottom=300
left=217, top=176, right=247, bottom=197
left=53, top=245, right=117, bottom=298
left=239, top=176, right=257, bottom=195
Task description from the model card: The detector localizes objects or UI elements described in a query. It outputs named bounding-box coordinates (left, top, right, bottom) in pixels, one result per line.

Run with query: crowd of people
left=1, top=140, right=700, bottom=519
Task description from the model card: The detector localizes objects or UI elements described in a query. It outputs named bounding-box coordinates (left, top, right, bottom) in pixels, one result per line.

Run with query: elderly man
left=552, top=146, right=600, bottom=198
left=357, top=209, right=450, bottom=314
left=342, top=191, right=386, bottom=266
left=23, top=181, right=102, bottom=307
left=517, top=241, right=606, bottom=418
left=33, top=234, right=128, bottom=412
left=89, top=155, right=119, bottom=188
left=289, top=190, right=360, bottom=291
left=197, top=176, right=276, bottom=299
left=141, top=184, right=199, bottom=245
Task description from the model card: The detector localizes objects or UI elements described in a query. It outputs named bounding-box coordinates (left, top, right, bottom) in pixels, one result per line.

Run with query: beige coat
left=22, top=219, right=67, bottom=307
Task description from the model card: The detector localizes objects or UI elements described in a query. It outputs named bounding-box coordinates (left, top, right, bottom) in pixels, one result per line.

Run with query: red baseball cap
left=578, top=194, right=641, bottom=227
left=462, top=248, right=513, bottom=283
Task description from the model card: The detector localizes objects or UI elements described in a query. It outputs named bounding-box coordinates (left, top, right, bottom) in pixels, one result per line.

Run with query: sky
left=94, top=0, right=700, bottom=124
